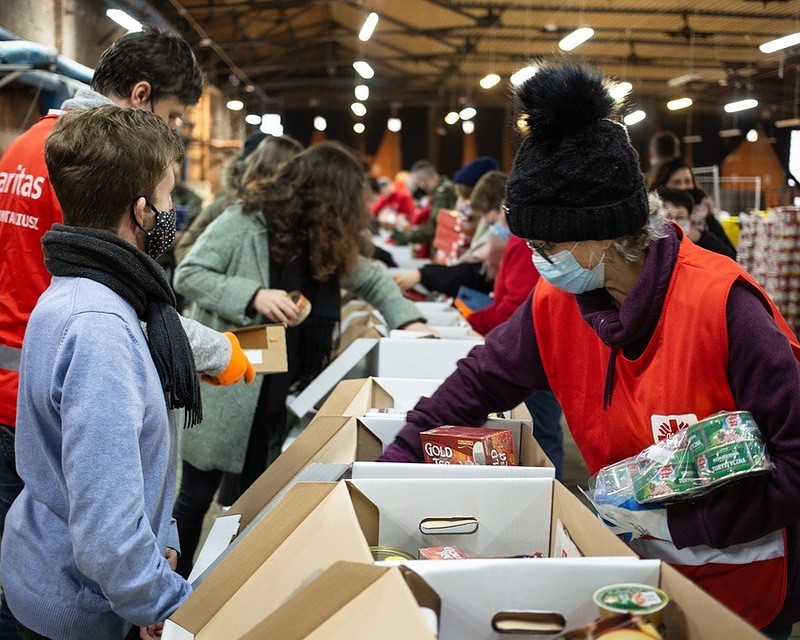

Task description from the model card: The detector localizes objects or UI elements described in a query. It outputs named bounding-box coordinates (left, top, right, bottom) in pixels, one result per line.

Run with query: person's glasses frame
left=526, top=239, right=557, bottom=264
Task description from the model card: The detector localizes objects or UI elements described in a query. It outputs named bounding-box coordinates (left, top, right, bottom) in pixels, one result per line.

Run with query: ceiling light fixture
left=459, top=106, right=476, bottom=120
left=510, top=65, right=538, bottom=86
left=313, top=116, right=327, bottom=132
left=719, top=128, right=742, bottom=138
left=106, top=9, right=142, bottom=32
left=746, top=128, right=758, bottom=142
left=353, top=60, right=375, bottom=79
left=623, top=110, right=646, bottom=126
left=724, top=98, right=758, bottom=113
left=387, top=117, right=402, bottom=132
left=260, top=114, right=283, bottom=136
left=667, top=73, right=701, bottom=88
left=355, top=84, right=369, bottom=101
left=759, top=31, right=800, bottom=54
left=683, top=135, right=703, bottom=144
left=559, top=27, right=594, bottom=52
left=480, top=73, right=501, bottom=89
left=609, top=81, right=633, bottom=101
left=667, top=97, right=693, bottom=111
left=226, top=100, right=244, bottom=111
left=462, top=120, right=475, bottom=134
left=358, top=12, right=379, bottom=42
left=245, top=114, right=261, bottom=125
left=775, top=118, right=800, bottom=129
left=351, top=102, right=367, bottom=117
left=353, top=122, right=365, bottom=134
left=444, top=111, right=460, bottom=125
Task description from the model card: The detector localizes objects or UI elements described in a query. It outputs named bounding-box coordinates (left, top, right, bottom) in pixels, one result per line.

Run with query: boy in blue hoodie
left=0, top=105, right=226, bottom=640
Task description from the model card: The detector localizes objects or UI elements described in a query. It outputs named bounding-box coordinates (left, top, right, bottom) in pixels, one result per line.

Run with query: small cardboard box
left=238, top=562, right=438, bottom=640
left=230, top=324, right=287, bottom=374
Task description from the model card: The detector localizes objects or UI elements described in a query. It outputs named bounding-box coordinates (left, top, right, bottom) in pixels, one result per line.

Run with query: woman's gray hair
left=610, top=192, right=670, bottom=264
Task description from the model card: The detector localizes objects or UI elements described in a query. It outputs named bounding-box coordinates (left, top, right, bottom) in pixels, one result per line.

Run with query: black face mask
left=131, top=198, right=177, bottom=260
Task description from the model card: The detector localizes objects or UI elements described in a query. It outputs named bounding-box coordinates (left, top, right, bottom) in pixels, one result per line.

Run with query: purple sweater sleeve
left=668, top=281, right=800, bottom=548
left=386, top=294, right=549, bottom=461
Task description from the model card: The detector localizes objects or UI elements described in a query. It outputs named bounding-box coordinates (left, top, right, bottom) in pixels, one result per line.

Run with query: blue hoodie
left=1, top=276, right=191, bottom=639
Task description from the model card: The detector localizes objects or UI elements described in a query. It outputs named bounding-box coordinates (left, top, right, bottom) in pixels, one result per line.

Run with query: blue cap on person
left=453, top=156, right=500, bottom=188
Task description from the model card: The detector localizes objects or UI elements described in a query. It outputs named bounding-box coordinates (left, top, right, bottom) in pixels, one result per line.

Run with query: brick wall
left=0, top=0, right=118, bottom=153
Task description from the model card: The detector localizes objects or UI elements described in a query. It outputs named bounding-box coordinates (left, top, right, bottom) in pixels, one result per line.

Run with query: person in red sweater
left=458, top=173, right=564, bottom=478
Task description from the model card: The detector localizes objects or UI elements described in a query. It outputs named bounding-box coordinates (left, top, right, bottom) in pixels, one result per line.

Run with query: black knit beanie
left=505, top=61, right=649, bottom=242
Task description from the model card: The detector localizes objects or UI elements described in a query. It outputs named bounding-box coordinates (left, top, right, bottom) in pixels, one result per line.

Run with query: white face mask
left=531, top=244, right=606, bottom=294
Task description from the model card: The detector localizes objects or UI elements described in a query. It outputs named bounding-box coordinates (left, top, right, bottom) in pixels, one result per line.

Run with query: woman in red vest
left=380, top=60, right=800, bottom=639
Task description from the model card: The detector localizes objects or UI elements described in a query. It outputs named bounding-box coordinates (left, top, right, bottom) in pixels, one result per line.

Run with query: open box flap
left=549, top=482, right=634, bottom=559
left=170, top=482, right=342, bottom=632
left=170, top=482, right=374, bottom=638
left=239, top=562, right=435, bottom=640
left=228, top=415, right=351, bottom=528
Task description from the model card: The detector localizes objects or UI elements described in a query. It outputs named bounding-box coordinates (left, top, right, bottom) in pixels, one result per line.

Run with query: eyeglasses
left=526, top=239, right=557, bottom=264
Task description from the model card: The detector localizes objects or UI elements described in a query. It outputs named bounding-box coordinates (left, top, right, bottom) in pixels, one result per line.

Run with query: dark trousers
left=524, top=391, right=564, bottom=481
left=0, top=425, right=24, bottom=640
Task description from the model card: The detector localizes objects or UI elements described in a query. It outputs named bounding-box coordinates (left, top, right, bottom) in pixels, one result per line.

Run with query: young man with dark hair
left=2, top=104, right=203, bottom=640
left=0, top=27, right=252, bottom=639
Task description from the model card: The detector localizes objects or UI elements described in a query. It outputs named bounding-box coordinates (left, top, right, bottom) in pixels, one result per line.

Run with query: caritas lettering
left=0, top=165, right=46, bottom=200
left=0, top=210, right=39, bottom=230
left=424, top=442, right=453, bottom=459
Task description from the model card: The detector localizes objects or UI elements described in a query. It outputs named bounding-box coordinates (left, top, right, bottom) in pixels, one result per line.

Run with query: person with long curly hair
left=171, top=141, right=427, bottom=577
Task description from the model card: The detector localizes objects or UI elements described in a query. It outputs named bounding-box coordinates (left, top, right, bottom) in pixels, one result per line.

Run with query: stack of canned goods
left=591, top=411, right=772, bottom=506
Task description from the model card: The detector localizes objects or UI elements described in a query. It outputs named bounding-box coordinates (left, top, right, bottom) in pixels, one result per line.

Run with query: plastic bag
left=588, top=411, right=773, bottom=506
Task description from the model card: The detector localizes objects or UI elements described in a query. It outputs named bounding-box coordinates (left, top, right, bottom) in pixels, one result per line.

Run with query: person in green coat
left=171, top=141, right=427, bottom=577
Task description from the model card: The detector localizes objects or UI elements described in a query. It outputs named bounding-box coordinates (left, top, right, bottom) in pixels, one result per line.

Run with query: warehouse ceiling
left=146, top=0, right=800, bottom=117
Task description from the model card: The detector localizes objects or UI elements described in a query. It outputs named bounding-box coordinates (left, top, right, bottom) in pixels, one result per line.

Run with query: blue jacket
left=1, top=276, right=190, bottom=639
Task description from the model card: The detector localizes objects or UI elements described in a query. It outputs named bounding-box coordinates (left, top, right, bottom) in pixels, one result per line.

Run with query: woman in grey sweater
left=172, top=141, right=426, bottom=576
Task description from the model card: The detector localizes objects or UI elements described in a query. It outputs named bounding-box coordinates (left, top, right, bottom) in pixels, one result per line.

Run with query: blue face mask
left=532, top=245, right=606, bottom=294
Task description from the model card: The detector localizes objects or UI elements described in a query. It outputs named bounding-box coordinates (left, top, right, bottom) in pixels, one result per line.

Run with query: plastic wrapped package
left=588, top=411, right=773, bottom=507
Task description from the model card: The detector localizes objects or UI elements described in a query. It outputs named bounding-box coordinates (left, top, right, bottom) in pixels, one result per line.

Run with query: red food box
left=420, top=426, right=517, bottom=466
left=418, top=546, right=470, bottom=560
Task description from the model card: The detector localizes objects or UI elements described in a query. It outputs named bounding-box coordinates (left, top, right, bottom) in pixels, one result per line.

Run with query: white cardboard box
left=399, top=558, right=661, bottom=640
left=349, top=477, right=554, bottom=558
left=288, top=338, right=480, bottom=417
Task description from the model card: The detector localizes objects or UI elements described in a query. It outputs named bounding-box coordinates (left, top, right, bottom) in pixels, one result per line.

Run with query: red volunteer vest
left=533, top=235, right=796, bottom=628
left=0, top=115, right=61, bottom=427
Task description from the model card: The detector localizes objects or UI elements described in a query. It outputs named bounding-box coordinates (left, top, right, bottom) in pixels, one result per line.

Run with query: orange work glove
left=453, top=298, right=473, bottom=319
left=201, top=332, right=256, bottom=386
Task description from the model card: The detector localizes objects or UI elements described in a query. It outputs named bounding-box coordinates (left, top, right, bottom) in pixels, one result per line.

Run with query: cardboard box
left=231, top=324, right=287, bottom=374
left=316, top=377, right=445, bottom=417
left=165, top=482, right=375, bottom=639
left=315, top=377, right=528, bottom=421
left=287, top=337, right=481, bottom=417
left=389, top=557, right=764, bottom=640
left=238, top=562, right=438, bottom=640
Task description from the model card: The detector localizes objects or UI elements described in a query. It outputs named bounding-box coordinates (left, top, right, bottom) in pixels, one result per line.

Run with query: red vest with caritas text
left=0, top=115, right=61, bottom=427
left=532, top=234, right=797, bottom=629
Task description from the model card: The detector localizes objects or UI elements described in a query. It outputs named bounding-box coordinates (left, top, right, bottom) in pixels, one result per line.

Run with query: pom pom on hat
left=453, top=156, right=500, bottom=188
left=505, top=60, right=648, bottom=243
